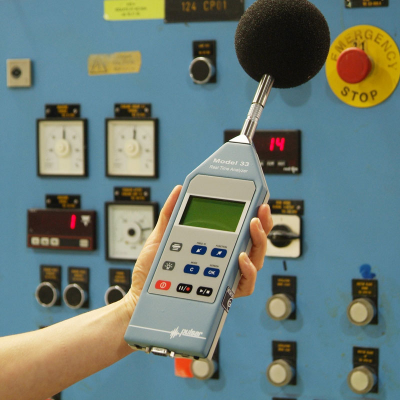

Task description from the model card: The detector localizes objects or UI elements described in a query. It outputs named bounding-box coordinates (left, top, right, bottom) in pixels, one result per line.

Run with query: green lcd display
left=180, top=196, right=245, bottom=232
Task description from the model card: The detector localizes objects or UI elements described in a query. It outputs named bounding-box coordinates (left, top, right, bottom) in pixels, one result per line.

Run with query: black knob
left=268, top=225, right=300, bottom=248
left=11, top=66, right=22, bottom=78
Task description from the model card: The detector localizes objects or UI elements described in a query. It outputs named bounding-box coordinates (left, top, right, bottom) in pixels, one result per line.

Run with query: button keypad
left=149, top=229, right=236, bottom=303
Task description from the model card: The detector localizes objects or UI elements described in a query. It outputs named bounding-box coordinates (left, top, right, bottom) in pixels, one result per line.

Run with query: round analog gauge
left=106, top=119, right=158, bottom=177
left=37, top=119, right=87, bottom=176
left=106, top=202, right=158, bottom=261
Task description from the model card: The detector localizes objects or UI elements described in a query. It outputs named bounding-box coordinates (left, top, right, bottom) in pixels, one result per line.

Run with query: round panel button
left=35, top=282, right=59, bottom=308
left=266, top=293, right=294, bottom=320
left=63, top=283, right=87, bottom=309
left=104, top=285, right=127, bottom=305
left=348, top=366, right=376, bottom=394
left=266, top=359, right=293, bottom=387
left=190, top=358, right=217, bottom=380
left=347, top=298, right=376, bottom=326
left=189, top=57, right=215, bottom=84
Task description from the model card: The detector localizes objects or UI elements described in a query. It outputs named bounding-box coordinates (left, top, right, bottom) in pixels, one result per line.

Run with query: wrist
left=120, top=291, right=137, bottom=326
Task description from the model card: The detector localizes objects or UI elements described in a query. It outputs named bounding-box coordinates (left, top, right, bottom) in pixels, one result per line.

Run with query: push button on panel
left=204, top=267, right=220, bottom=278
left=31, top=237, right=40, bottom=245
left=184, top=264, right=200, bottom=275
left=177, top=283, right=193, bottom=294
left=191, top=245, right=207, bottom=255
left=211, top=248, right=227, bottom=258
left=155, top=280, right=171, bottom=290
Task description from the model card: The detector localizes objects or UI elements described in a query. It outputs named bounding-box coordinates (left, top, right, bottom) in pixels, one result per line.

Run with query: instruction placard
left=104, top=0, right=164, bottom=20
left=88, top=51, right=141, bottom=76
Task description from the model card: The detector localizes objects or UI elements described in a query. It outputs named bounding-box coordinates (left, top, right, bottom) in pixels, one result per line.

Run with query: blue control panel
left=0, top=0, right=399, bottom=399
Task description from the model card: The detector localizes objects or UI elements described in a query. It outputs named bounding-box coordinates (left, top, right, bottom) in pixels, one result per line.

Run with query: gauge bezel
left=36, top=118, right=88, bottom=177
left=105, top=118, right=158, bottom=178
left=105, top=201, right=159, bottom=261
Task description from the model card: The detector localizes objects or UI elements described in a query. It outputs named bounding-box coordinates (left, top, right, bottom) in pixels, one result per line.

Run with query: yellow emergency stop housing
left=326, top=25, right=400, bottom=108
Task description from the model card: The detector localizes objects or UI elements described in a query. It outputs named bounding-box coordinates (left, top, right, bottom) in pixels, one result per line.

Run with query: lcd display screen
left=180, top=196, right=245, bottom=232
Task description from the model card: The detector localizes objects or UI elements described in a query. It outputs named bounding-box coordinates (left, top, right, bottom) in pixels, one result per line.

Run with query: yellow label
left=326, top=25, right=400, bottom=108
left=88, top=51, right=141, bottom=76
left=104, top=0, right=164, bottom=21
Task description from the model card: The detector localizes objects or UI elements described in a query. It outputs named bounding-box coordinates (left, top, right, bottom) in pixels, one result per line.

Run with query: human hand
left=235, top=203, right=273, bottom=298
left=124, top=185, right=273, bottom=313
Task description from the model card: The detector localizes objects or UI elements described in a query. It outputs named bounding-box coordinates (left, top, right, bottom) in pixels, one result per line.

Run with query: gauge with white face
left=106, top=118, right=158, bottom=177
left=37, top=119, right=87, bottom=176
left=106, top=202, right=158, bottom=261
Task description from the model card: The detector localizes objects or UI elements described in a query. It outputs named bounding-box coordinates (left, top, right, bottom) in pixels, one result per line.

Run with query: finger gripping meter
left=124, top=75, right=273, bottom=360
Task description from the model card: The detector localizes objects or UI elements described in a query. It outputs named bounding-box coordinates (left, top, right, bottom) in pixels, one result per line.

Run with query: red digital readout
left=70, top=214, right=77, bottom=230
left=269, top=137, right=285, bottom=152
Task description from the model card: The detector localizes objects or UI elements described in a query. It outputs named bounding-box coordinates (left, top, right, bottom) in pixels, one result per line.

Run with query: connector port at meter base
left=130, top=344, right=204, bottom=361
left=151, top=347, right=170, bottom=357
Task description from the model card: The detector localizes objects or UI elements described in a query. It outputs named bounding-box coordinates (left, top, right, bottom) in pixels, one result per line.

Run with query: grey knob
left=266, top=359, right=294, bottom=387
left=190, top=358, right=217, bottom=380
left=347, top=298, right=376, bottom=326
left=347, top=366, right=376, bottom=394
left=266, top=293, right=294, bottom=320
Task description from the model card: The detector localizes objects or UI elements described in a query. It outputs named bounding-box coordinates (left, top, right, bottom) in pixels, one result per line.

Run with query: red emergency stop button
left=337, top=47, right=372, bottom=84
left=155, top=280, right=171, bottom=290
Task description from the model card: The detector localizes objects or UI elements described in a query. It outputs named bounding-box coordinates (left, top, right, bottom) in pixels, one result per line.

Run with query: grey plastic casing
left=124, top=138, right=269, bottom=359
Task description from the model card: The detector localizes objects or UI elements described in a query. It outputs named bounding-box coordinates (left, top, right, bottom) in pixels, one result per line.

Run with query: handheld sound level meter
left=124, top=0, right=331, bottom=360
left=124, top=75, right=273, bottom=360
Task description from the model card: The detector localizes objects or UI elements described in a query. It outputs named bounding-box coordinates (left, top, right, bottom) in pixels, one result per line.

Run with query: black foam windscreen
left=235, top=0, right=330, bottom=89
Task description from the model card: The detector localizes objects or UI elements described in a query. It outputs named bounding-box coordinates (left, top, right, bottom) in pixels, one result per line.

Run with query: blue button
left=211, top=248, right=227, bottom=258
left=191, top=245, right=207, bottom=255
left=204, top=267, right=220, bottom=278
left=184, top=264, right=200, bottom=275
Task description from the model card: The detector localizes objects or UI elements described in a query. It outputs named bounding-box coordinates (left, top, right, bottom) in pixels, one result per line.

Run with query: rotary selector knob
left=266, top=293, right=294, bottom=320
left=347, top=298, right=376, bottom=326
left=189, top=57, right=215, bottom=84
left=104, top=285, right=127, bottom=305
left=55, top=139, right=71, bottom=157
left=35, top=282, right=59, bottom=308
left=190, top=358, right=217, bottom=380
left=124, top=139, right=140, bottom=158
left=63, top=283, right=87, bottom=309
left=337, top=47, right=372, bottom=84
left=348, top=366, right=377, bottom=394
left=266, top=359, right=294, bottom=387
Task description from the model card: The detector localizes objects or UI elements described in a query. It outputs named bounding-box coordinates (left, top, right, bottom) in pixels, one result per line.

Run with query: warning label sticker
left=88, top=51, right=141, bottom=76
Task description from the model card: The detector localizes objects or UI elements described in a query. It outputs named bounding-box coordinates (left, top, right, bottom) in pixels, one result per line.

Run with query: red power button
left=155, top=280, right=171, bottom=290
